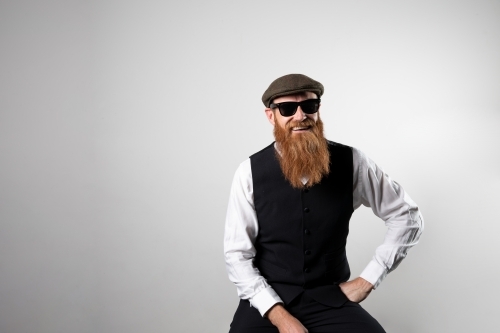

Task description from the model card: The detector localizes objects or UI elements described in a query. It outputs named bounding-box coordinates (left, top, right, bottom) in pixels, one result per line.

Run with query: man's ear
left=265, top=108, right=275, bottom=126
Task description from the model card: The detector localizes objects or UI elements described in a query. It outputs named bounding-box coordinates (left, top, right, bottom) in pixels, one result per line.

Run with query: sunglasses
left=269, top=98, right=321, bottom=117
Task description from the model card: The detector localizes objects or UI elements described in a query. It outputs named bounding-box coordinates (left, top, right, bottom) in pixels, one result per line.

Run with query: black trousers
left=229, top=292, right=386, bottom=333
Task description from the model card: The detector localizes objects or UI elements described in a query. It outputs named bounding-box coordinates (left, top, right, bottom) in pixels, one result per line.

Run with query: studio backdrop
left=0, top=1, right=499, bottom=332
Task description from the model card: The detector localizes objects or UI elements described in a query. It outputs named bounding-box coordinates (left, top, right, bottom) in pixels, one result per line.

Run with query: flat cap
left=262, top=74, right=324, bottom=107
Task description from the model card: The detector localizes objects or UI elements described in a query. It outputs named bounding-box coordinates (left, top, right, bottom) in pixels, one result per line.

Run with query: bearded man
left=224, top=74, right=423, bottom=333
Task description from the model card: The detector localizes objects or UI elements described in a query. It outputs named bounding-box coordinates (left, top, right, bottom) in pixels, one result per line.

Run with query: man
left=224, top=74, right=423, bottom=333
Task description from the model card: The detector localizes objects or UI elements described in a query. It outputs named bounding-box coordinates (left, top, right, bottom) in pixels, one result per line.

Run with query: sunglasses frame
left=269, top=98, right=321, bottom=117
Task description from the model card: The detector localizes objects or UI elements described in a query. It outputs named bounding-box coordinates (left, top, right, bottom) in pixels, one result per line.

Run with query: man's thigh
left=293, top=293, right=386, bottom=333
left=228, top=294, right=386, bottom=333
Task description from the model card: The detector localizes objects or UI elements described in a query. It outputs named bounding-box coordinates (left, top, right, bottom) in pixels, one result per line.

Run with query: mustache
left=285, top=118, right=318, bottom=131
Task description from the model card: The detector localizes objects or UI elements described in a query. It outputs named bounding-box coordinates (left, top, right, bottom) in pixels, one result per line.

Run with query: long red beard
left=274, top=116, right=330, bottom=189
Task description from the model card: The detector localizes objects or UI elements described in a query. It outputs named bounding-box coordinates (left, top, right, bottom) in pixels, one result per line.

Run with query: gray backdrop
left=1, top=0, right=499, bottom=332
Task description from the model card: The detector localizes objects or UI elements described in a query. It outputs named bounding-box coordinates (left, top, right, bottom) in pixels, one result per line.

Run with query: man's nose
left=292, top=106, right=306, bottom=121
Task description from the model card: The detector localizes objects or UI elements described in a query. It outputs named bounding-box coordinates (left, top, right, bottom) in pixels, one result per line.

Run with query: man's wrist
left=357, top=277, right=374, bottom=292
left=360, top=260, right=387, bottom=289
left=266, top=303, right=288, bottom=325
left=250, top=287, right=283, bottom=316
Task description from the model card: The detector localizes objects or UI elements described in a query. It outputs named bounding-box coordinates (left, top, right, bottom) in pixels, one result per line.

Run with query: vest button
left=304, top=207, right=310, bottom=213
left=305, top=250, right=311, bottom=255
left=304, top=268, right=310, bottom=273
left=304, top=229, right=310, bottom=235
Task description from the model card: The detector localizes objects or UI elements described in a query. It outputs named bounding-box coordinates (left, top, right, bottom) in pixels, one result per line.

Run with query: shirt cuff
left=249, top=286, right=283, bottom=317
left=360, top=260, right=388, bottom=289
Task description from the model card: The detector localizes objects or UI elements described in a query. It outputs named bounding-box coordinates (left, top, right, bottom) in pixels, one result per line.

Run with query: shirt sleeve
left=224, top=158, right=283, bottom=316
left=352, top=147, right=424, bottom=288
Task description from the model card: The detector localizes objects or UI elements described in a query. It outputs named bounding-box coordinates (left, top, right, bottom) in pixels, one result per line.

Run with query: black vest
left=250, top=141, right=354, bottom=307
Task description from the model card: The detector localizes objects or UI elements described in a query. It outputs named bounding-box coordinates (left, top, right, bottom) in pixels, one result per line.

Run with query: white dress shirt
left=224, top=145, right=424, bottom=316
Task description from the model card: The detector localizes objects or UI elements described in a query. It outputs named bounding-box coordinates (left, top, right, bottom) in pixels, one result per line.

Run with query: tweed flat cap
left=262, top=74, right=324, bottom=107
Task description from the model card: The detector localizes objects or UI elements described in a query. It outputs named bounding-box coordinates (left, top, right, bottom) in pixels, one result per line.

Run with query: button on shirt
left=224, top=146, right=424, bottom=316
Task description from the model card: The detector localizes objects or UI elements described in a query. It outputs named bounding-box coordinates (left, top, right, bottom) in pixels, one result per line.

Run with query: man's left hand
left=339, top=277, right=373, bottom=303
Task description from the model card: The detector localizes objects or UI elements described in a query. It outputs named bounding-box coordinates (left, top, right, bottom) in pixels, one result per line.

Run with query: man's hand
left=266, top=304, right=308, bottom=333
left=339, top=277, right=373, bottom=303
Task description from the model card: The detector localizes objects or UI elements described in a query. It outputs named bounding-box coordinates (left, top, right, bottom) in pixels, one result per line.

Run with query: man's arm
left=339, top=277, right=373, bottom=303
left=224, top=159, right=283, bottom=316
left=225, top=160, right=309, bottom=332
left=351, top=147, right=424, bottom=290
left=225, top=160, right=311, bottom=331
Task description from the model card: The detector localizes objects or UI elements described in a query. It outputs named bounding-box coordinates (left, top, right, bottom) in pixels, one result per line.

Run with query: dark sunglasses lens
left=279, top=103, right=298, bottom=117
left=300, top=100, right=319, bottom=114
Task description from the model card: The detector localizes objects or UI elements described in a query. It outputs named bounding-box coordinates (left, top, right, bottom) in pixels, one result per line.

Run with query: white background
left=1, top=1, right=499, bottom=332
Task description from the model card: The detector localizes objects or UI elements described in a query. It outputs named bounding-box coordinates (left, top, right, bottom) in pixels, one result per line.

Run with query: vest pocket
left=324, top=250, right=350, bottom=282
left=324, top=248, right=346, bottom=263
left=256, top=258, right=288, bottom=277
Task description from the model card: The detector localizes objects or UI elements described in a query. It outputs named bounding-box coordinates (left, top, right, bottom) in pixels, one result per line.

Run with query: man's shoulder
left=326, top=140, right=352, bottom=150
left=326, top=140, right=354, bottom=157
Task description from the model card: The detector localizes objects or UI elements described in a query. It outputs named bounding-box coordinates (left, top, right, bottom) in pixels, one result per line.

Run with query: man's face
left=265, top=91, right=319, bottom=133
left=264, top=91, right=329, bottom=189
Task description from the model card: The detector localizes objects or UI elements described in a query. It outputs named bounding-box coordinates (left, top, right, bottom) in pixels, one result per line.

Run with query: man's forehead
left=272, top=91, right=318, bottom=104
